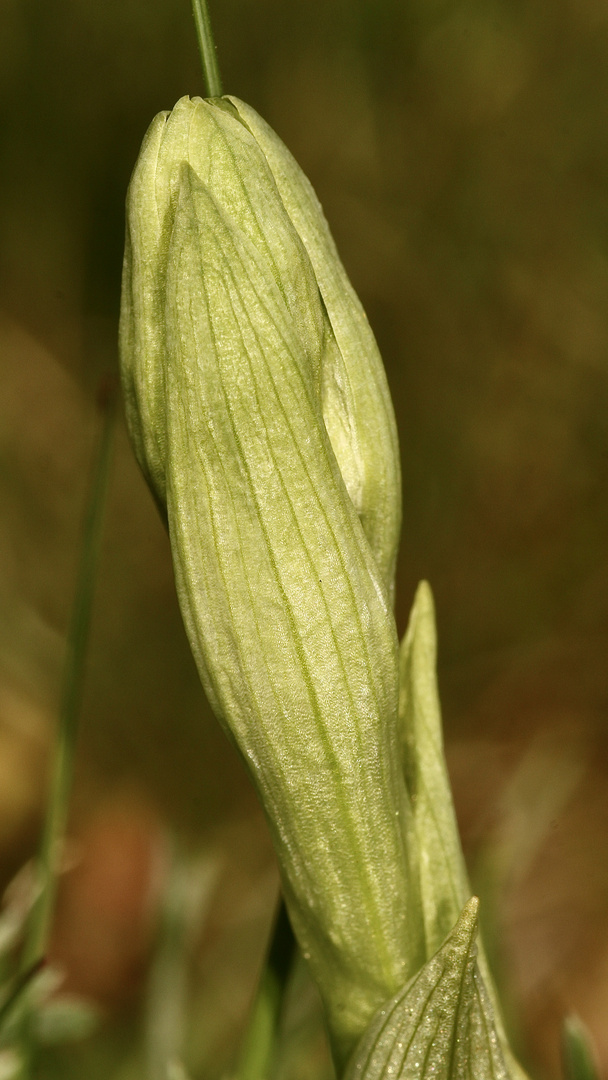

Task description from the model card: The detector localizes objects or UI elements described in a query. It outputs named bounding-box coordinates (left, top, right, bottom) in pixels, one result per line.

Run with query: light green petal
left=162, top=163, right=422, bottom=1064
left=119, top=109, right=171, bottom=506
left=227, top=96, right=401, bottom=604
left=120, top=95, right=326, bottom=506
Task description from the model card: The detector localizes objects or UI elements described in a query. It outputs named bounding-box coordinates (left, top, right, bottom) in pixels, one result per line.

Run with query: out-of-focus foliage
left=562, top=1015, right=601, bottom=1080
left=1, top=0, right=608, bottom=1078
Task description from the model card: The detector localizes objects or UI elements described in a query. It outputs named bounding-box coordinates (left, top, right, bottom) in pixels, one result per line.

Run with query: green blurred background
left=1, top=0, right=608, bottom=1076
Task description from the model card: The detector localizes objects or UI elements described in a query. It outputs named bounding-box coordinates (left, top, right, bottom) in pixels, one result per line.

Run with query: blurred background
left=1, top=0, right=608, bottom=1076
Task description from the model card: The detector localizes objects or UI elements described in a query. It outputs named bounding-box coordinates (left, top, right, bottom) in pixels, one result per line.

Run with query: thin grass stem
left=21, top=380, right=117, bottom=973
left=13, top=382, right=116, bottom=1079
left=191, top=0, right=223, bottom=97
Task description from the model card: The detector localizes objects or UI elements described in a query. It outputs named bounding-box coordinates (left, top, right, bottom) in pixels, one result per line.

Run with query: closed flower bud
left=121, top=95, right=401, bottom=604
left=119, top=96, right=420, bottom=1065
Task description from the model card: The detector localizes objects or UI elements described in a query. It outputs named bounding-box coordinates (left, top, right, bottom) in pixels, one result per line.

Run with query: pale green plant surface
left=118, top=29, right=532, bottom=1079
left=344, top=898, right=508, bottom=1080
left=225, top=96, right=402, bottom=606
left=399, top=581, right=471, bottom=959
left=0, top=2, right=604, bottom=1080
left=120, top=85, right=423, bottom=1065
left=398, top=583, right=529, bottom=1080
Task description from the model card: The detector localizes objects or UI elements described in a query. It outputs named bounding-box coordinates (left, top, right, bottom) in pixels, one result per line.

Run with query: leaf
left=562, top=1016, right=600, bottom=1080
left=398, top=581, right=469, bottom=958
left=398, top=584, right=530, bottom=1080
left=344, top=899, right=509, bottom=1080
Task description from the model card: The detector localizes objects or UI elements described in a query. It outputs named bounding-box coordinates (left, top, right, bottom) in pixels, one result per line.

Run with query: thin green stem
left=237, top=898, right=296, bottom=1080
left=21, top=381, right=117, bottom=975
left=191, top=0, right=223, bottom=97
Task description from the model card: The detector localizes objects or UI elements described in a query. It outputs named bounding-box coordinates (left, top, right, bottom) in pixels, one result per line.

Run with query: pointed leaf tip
left=345, top=898, right=513, bottom=1080
left=414, top=579, right=434, bottom=616
left=399, top=582, right=470, bottom=958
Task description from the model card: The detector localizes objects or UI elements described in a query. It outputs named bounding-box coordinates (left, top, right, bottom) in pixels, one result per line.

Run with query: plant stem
left=21, top=380, right=117, bottom=974
left=191, top=0, right=223, bottom=97
left=237, top=898, right=296, bottom=1080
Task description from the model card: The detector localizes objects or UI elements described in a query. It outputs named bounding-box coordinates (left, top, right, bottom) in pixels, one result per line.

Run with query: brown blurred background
left=1, top=0, right=608, bottom=1077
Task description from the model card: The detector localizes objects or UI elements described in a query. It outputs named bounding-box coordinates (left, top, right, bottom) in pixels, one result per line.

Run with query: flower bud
left=120, top=97, right=421, bottom=1064
left=120, top=95, right=401, bottom=604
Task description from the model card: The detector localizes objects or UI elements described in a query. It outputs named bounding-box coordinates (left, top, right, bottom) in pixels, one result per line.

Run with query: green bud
left=120, top=97, right=324, bottom=514
left=120, top=95, right=401, bottom=604
left=120, top=97, right=420, bottom=1065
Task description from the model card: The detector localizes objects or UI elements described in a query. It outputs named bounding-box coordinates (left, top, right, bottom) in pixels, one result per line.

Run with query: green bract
left=120, top=95, right=419, bottom=1065
left=398, top=585, right=529, bottom=1080
left=344, top=899, right=509, bottom=1080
